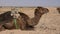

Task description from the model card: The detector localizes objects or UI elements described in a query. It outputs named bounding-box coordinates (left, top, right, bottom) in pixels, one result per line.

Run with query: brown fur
left=0, top=11, right=28, bottom=30
left=27, top=7, right=49, bottom=26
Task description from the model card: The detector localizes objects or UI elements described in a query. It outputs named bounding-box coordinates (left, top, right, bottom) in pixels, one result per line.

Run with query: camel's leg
left=0, top=24, right=5, bottom=31
left=2, top=20, right=15, bottom=29
left=3, top=23, right=14, bottom=29
left=17, top=17, right=26, bottom=30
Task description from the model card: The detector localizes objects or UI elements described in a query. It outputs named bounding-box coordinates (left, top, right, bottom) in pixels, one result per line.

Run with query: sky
left=0, top=0, right=60, bottom=7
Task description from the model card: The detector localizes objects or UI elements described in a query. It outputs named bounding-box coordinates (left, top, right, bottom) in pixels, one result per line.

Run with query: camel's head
left=35, top=7, right=49, bottom=15
left=57, top=8, right=60, bottom=13
left=57, top=8, right=60, bottom=11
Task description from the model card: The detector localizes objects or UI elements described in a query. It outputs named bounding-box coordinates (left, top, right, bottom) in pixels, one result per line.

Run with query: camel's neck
left=34, top=14, right=42, bottom=23
left=31, top=13, right=43, bottom=26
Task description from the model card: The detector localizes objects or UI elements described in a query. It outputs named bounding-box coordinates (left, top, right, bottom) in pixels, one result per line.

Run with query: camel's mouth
left=44, top=10, right=49, bottom=14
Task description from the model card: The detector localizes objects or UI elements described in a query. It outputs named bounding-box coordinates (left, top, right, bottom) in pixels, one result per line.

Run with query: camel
left=0, top=7, right=49, bottom=31
left=57, top=8, right=60, bottom=13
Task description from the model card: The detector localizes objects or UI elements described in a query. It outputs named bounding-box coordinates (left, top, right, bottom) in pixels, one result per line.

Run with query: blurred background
left=0, top=0, right=60, bottom=7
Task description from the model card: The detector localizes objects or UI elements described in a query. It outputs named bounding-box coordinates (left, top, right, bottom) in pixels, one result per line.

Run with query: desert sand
left=0, top=7, right=60, bottom=34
